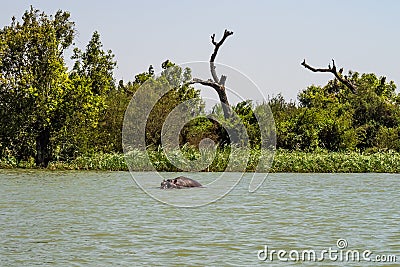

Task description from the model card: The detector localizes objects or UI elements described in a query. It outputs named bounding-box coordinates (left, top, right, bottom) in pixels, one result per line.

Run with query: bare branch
left=187, top=77, right=231, bottom=118
left=210, top=29, right=233, bottom=83
left=186, top=29, right=233, bottom=119
left=301, top=59, right=332, bottom=73
left=301, top=59, right=356, bottom=93
left=187, top=78, right=221, bottom=91
left=219, top=75, right=227, bottom=86
left=211, top=34, right=217, bottom=46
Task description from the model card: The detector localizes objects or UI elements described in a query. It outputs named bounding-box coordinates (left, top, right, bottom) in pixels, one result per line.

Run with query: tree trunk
left=188, top=29, right=234, bottom=119
left=216, top=84, right=231, bottom=119
left=35, top=128, right=51, bottom=167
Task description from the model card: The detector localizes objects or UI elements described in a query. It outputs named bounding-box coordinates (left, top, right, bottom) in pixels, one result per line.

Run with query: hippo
left=160, top=176, right=202, bottom=189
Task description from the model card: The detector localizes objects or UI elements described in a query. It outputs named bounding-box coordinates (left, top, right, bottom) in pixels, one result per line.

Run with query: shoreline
left=2, top=150, right=400, bottom=173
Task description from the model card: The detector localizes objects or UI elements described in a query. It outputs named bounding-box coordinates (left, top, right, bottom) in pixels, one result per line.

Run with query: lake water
left=0, top=170, right=399, bottom=266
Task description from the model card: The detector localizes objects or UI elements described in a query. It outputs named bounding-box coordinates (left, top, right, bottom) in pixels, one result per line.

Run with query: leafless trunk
left=301, top=59, right=356, bottom=93
left=188, top=29, right=233, bottom=119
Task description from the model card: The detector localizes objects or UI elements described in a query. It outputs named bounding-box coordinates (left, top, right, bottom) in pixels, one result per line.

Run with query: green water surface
left=0, top=170, right=398, bottom=266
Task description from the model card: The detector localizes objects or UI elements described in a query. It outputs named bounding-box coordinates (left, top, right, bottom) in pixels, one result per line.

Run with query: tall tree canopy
left=0, top=7, right=116, bottom=166
left=275, top=69, right=400, bottom=152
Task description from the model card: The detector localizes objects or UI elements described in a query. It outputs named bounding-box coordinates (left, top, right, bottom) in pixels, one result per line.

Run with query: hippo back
left=174, top=176, right=202, bottom=187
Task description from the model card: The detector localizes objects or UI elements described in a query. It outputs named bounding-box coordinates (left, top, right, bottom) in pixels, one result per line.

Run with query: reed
left=271, top=150, right=400, bottom=173
left=3, top=149, right=400, bottom=173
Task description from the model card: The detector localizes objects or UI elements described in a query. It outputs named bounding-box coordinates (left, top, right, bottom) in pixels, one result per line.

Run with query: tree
left=233, top=100, right=261, bottom=148
left=0, top=7, right=115, bottom=166
left=298, top=63, right=399, bottom=151
left=187, top=29, right=233, bottom=119
left=71, top=31, right=116, bottom=95
left=122, top=60, right=204, bottom=152
left=144, top=61, right=203, bottom=148
left=70, top=31, right=117, bottom=154
left=267, top=94, right=300, bottom=149
left=0, top=7, right=75, bottom=166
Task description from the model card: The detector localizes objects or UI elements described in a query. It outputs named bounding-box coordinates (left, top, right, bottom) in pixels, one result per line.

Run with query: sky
left=1, top=0, right=400, bottom=106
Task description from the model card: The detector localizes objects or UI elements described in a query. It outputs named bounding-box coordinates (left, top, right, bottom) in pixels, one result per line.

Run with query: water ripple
left=0, top=171, right=399, bottom=266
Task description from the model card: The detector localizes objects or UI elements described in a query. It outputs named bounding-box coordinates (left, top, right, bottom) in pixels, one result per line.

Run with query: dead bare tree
left=301, top=59, right=356, bottom=93
left=188, top=29, right=234, bottom=119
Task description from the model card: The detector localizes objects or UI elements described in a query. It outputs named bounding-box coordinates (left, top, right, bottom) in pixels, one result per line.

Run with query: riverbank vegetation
left=2, top=149, right=400, bottom=173
left=1, top=7, right=400, bottom=172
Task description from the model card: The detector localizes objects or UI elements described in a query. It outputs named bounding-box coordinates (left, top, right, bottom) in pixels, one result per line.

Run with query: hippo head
left=160, top=179, right=178, bottom=189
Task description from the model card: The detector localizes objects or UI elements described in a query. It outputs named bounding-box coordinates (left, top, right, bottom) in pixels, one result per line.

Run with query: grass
left=271, top=150, right=400, bottom=173
left=2, top=149, right=400, bottom=173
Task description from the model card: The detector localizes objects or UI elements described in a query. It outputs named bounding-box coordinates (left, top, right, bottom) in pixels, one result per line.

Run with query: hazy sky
left=1, top=1, right=400, bottom=104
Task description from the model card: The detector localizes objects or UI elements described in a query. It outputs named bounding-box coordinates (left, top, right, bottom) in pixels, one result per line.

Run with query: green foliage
left=277, top=71, right=400, bottom=152
left=180, top=117, right=222, bottom=148
left=134, top=65, right=154, bottom=85
left=93, top=88, right=133, bottom=153
left=0, top=7, right=76, bottom=165
left=142, top=62, right=204, bottom=148
left=3, top=149, right=399, bottom=173
left=69, top=31, right=118, bottom=155
left=0, top=7, right=115, bottom=166
left=2, top=7, right=400, bottom=171
left=71, top=31, right=116, bottom=95
left=233, top=100, right=261, bottom=148
left=271, top=149, right=400, bottom=173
